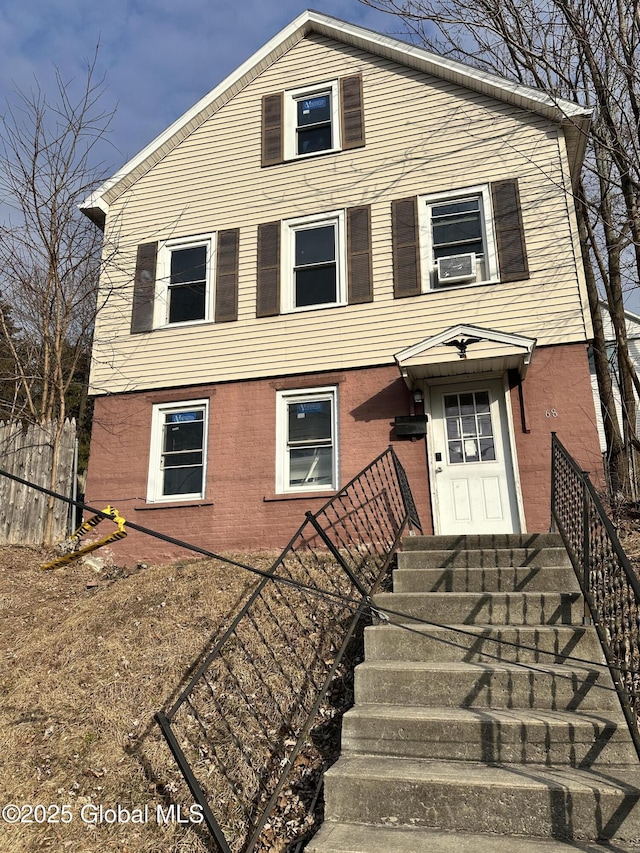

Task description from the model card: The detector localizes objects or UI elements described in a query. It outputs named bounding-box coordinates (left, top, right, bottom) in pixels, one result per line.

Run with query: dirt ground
left=0, top=544, right=268, bottom=853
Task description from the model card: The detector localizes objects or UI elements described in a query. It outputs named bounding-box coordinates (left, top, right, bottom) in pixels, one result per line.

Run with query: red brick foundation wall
left=84, top=343, right=601, bottom=565
left=85, top=366, right=432, bottom=565
left=509, top=341, right=604, bottom=533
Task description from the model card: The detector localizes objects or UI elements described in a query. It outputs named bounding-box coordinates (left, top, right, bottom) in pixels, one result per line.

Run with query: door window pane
left=480, top=438, right=496, bottom=461
left=459, top=394, right=475, bottom=415
left=475, top=391, right=490, bottom=412
left=444, top=395, right=459, bottom=416
left=446, top=418, right=460, bottom=439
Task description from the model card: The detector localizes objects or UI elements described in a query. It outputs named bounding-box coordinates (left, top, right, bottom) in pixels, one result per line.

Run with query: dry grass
left=0, top=545, right=276, bottom=853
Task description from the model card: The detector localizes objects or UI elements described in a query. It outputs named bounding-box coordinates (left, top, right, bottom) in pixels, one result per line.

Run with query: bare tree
left=359, top=0, right=640, bottom=496
left=0, top=55, right=113, bottom=541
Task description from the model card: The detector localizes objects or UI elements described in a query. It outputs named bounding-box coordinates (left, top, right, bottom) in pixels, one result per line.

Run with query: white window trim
left=284, top=80, right=341, bottom=161
left=418, top=185, right=498, bottom=291
left=154, top=233, right=216, bottom=328
left=276, top=386, right=339, bottom=494
left=281, top=210, right=347, bottom=314
left=147, top=399, right=209, bottom=503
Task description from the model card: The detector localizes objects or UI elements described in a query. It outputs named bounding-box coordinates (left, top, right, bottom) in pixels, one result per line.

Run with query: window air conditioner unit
left=437, top=252, right=476, bottom=284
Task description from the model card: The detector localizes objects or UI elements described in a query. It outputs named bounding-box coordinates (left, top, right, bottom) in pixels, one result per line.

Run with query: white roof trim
left=598, top=297, right=640, bottom=329
left=81, top=9, right=591, bottom=216
left=395, top=324, right=537, bottom=365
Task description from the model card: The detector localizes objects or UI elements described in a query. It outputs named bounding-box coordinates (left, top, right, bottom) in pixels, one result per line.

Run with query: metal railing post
left=581, top=471, right=592, bottom=626
left=550, top=432, right=557, bottom=533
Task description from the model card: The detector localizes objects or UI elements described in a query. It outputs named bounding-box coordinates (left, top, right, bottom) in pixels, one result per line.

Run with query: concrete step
left=364, top=623, right=603, bottom=664
left=305, top=821, right=640, bottom=852
left=372, top=591, right=584, bottom=625
left=402, top=533, right=564, bottom=551
left=322, top=756, right=640, bottom=842
left=393, top=564, right=580, bottom=592
left=398, top=547, right=571, bottom=569
left=354, top=660, right=619, bottom=711
left=341, top=705, right=634, bottom=765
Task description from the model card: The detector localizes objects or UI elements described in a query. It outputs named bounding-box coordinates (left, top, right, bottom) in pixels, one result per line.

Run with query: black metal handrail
left=551, top=432, right=640, bottom=758
left=156, top=446, right=421, bottom=852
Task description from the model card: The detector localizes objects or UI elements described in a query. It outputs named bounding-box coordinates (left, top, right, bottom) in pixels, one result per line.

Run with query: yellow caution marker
left=41, top=506, right=127, bottom=570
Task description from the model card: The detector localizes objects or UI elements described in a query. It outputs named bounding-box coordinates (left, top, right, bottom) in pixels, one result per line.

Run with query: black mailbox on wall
left=394, top=415, right=428, bottom=437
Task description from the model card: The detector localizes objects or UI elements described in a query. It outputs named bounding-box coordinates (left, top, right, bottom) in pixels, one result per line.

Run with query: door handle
left=435, top=466, right=443, bottom=473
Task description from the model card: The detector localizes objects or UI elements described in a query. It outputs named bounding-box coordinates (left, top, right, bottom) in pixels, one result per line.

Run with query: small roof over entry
left=394, top=324, right=537, bottom=388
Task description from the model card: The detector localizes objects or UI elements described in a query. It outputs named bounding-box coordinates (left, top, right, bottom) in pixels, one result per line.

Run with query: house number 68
left=545, top=409, right=558, bottom=418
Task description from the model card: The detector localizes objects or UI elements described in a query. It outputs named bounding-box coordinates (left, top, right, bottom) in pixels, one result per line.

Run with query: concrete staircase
left=306, top=533, right=640, bottom=852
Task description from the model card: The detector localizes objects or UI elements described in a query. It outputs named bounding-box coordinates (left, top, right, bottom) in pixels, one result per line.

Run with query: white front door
left=430, top=379, right=520, bottom=534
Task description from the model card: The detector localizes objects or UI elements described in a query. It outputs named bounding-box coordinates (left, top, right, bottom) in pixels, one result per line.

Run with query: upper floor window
left=261, top=74, right=365, bottom=167
left=130, top=229, right=239, bottom=334
left=256, top=206, right=372, bottom=318
left=156, top=234, right=214, bottom=326
left=391, top=179, right=529, bottom=300
left=281, top=211, right=346, bottom=312
left=286, top=82, right=340, bottom=159
left=421, top=186, right=498, bottom=289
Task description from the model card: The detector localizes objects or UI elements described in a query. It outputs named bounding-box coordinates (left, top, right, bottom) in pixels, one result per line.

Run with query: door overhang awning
left=394, top=324, right=537, bottom=388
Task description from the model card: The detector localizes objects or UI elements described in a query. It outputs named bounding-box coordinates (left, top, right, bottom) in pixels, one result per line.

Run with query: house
left=590, top=298, right=640, bottom=488
left=81, top=10, right=603, bottom=565
left=590, top=299, right=640, bottom=454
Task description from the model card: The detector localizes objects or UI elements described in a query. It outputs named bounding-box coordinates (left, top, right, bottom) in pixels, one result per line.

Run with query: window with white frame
left=155, top=234, right=214, bottom=326
left=282, top=212, right=346, bottom=312
left=147, top=400, right=208, bottom=501
left=421, top=186, right=497, bottom=288
left=276, top=388, right=338, bottom=493
left=284, top=81, right=340, bottom=160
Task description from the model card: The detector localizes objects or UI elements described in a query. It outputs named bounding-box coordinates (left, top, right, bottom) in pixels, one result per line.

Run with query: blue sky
left=0, top=1, right=404, bottom=175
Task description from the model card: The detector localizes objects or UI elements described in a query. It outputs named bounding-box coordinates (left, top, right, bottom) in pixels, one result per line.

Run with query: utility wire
left=0, top=466, right=614, bottom=676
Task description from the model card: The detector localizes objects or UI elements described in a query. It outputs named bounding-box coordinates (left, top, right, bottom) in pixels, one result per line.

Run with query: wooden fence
left=0, top=419, right=76, bottom=545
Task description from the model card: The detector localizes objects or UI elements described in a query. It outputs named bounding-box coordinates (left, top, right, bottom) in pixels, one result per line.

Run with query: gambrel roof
left=81, top=9, right=591, bottom=227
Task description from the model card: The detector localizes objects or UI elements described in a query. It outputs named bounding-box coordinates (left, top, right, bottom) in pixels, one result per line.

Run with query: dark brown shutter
left=340, top=74, right=365, bottom=150
left=392, top=197, right=421, bottom=298
left=262, top=93, right=284, bottom=167
left=492, top=179, right=529, bottom=282
left=256, top=222, right=280, bottom=317
left=130, top=242, right=157, bottom=334
left=215, top=229, right=239, bottom=323
left=347, top=205, right=373, bottom=304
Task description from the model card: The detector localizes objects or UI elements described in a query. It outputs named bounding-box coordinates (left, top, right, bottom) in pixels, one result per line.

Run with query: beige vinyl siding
left=91, top=34, right=590, bottom=395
